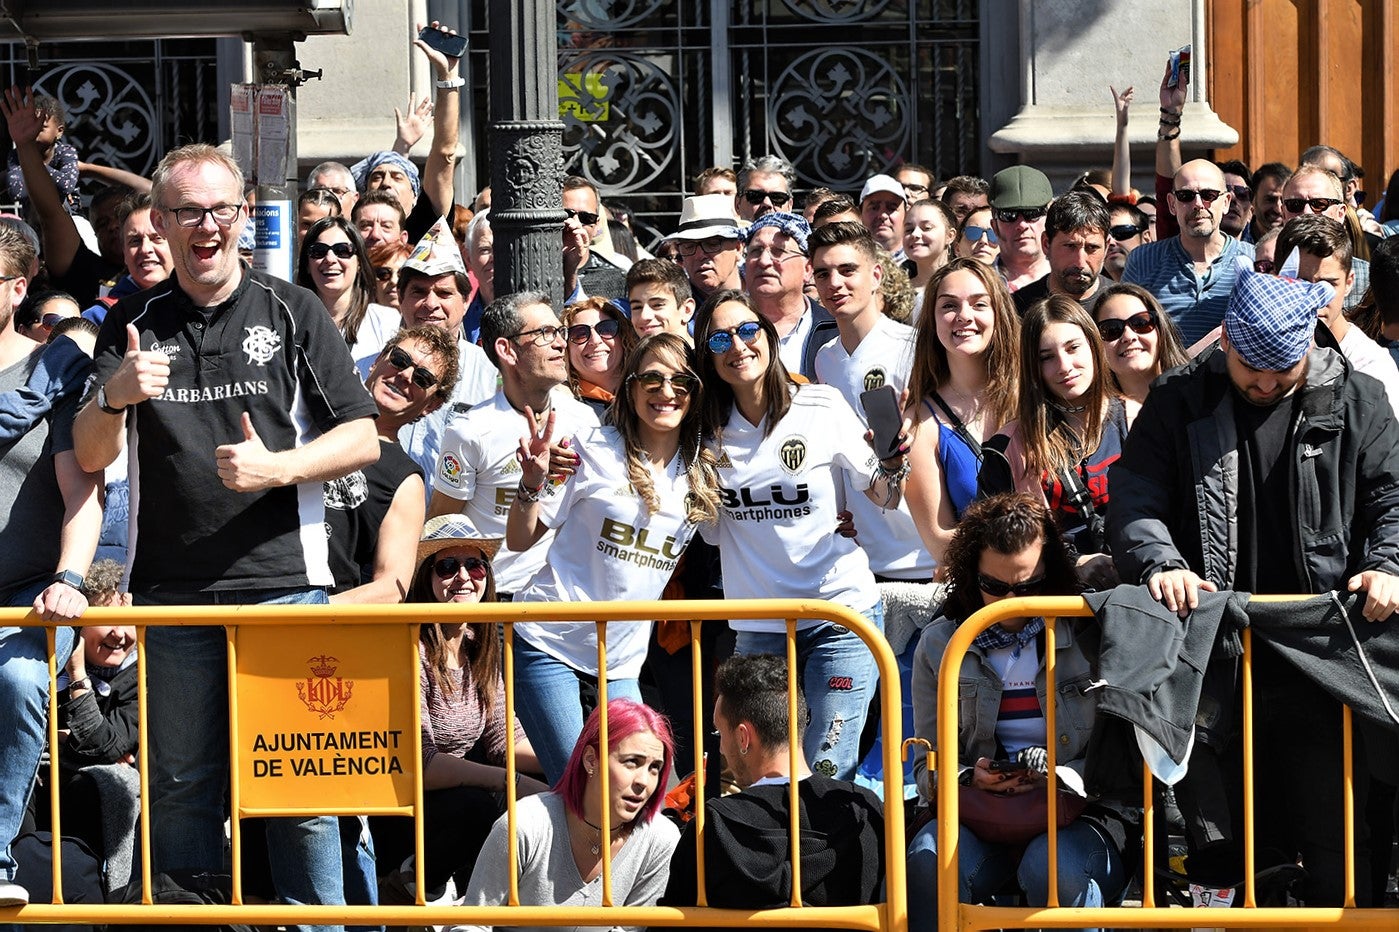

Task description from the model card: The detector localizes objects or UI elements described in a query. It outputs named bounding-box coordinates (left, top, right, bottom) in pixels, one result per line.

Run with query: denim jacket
left=910, top=613, right=1101, bottom=803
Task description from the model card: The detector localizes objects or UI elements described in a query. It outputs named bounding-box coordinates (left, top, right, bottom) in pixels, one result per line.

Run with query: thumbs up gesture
left=215, top=411, right=283, bottom=492
left=102, top=324, right=170, bottom=411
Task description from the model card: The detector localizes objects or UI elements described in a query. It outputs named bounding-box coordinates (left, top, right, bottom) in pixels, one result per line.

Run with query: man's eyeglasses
left=433, top=555, right=490, bottom=578
left=992, top=207, right=1046, bottom=224
left=373, top=266, right=397, bottom=282
left=963, top=225, right=998, bottom=244
left=744, top=244, right=806, bottom=264
left=162, top=203, right=244, bottom=228
left=630, top=371, right=699, bottom=395
left=706, top=320, right=763, bottom=354
left=675, top=236, right=736, bottom=257
left=978, top=572, right=1046, bottom=598
left=1172, top=188, right=1223, bottom=205
left=308, top=241, right=355, bottom=260
left=1282, top=196, right=1341, bottom=214
left=1108, top=224, right=1143, bottom=242
left=565, top=208, right=600, bottom=226
left=511, top=324, right=567, bottom=347
left=902, top=183, right=930, bottom=198
left=741, top=189, right=791, bottom=207
left=384, top=345, right=440, bottom=390
left=567, top=318, right=621, bottom=344
left=1096, top=310, right=1159, bottom=342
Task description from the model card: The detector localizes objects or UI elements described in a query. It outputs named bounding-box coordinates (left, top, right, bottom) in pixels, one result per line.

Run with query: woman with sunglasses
left=693, top=290, right=909, bottom=780
left=368, top=239, right=411, bottom=309
left=295, top=215, right=401, bottom=358
left=1092, top=283, right=1188, bottom=426
left=904, top=199, right=959, bottom=321
left=906, top=493, right=1128, bottom=931
left=506, top=332, right=721, bottom=781
left=955, top=206, right=1001, bottom=267
left=373, top=514, right=549, bottom=907
left=906, top=258, right=1020, bottom=563
left=979, top=295, right=1129, bottom=586
left=559, top=296, right=640, bottom=418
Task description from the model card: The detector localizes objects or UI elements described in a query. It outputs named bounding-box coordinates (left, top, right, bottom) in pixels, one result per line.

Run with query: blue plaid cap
left=1224, top=251, right=1334, bottom=371
left=349, top=151, right=422, bottom=197
left=742, top=211, right=811, bottom=255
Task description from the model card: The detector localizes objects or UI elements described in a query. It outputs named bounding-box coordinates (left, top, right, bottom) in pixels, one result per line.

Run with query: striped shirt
left=1122, top=234, right=1255, bottom=346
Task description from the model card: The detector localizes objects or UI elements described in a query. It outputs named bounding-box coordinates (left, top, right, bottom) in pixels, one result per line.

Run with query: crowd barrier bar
left=3, top=597, right=905, bottom=929
left=934, top=593, right=1390, bottom=931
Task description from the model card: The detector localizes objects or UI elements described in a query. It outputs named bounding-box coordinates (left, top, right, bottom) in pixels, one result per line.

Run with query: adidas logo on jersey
left=501, top=459, right=521, bottom=475
left=714, top=450, right=733, bottom=469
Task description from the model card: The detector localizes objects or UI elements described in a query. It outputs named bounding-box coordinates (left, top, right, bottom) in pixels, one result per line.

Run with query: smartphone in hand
left=988, top=758, right=1031, bottom=774
left=860, top=384, right=903, bottom=461
left=418, top=26, right=468, bottom=59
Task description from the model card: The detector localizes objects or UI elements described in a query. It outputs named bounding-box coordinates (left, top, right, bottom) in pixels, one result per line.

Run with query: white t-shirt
left=701, top=384, right=880, bottom=630
left=1339, top=324, right=1399, bottom=421
left=356, top=336, right=500, bottom=498
left=813, top=315, right=932, bottom=579
left=349, top=303, right=403, bottom=361
left=515, top=425, right=698, bottom=679
left=433, top=387, right=598, bottom=593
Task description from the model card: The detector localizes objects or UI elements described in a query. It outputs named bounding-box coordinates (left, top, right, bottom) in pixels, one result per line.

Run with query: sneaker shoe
left=0, top=880, right=28, bottom=907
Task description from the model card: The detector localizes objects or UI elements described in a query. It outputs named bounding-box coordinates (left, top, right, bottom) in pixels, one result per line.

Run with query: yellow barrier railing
left=933, top=594, right=1390, bottom=931
left=2, top=597, right=905, bottom=930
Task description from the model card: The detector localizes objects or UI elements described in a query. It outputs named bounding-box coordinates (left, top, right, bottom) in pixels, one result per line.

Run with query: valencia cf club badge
left=779, top=436, right=807, bottom=474
left=863, top=368, right=887, bottom=391
left=297, top=654, right=354, bottom=719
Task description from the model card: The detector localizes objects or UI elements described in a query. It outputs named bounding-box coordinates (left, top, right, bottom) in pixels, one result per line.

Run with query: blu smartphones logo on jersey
left=596, top=517, right=684, bottom=570
left=718, top=483, right=813, bottom=521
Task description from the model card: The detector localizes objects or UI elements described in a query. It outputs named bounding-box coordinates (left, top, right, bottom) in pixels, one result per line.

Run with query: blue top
left=925, top=397, right=980, bottom=519
left=1122, top=235, right=1254, bottom=346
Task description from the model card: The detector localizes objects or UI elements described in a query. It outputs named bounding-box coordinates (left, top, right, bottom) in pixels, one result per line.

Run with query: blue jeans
left=511, top=636, right=641, bottom=784
left=907, top=818, right=1126, bottom=932
left=732, top=603, right=883, bottom=780
left=0, top=582, right=75, bottom=885
left=139, top=586, right=343, bottom=932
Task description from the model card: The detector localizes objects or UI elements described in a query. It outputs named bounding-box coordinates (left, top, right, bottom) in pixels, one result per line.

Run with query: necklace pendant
left=590, top=842, right=600, bottom=856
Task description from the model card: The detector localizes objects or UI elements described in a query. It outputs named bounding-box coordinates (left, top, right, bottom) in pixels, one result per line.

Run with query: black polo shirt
left=86, top=268, right=378, bottom=593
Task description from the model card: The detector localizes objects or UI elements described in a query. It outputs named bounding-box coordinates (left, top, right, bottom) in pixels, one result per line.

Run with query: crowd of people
left=1, top=21, right=1399, bottom=932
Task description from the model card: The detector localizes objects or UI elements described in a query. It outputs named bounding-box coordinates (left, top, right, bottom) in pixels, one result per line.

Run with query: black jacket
left=1107, top=344, right=1399, bottom=591
left=60, top=663, right=139, bottom=769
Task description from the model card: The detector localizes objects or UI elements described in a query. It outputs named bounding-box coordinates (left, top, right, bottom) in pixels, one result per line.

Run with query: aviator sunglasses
left=567, top=318, right=621, bottom=344
left=630, top=371, right=699, bottom=395
left=433, top=555, right=490, bottom=578
left=706, top=320, right=763, bottom=354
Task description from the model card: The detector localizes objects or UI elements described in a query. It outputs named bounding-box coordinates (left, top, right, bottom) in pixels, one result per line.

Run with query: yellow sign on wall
left=233, top=623, right=417, bottom=815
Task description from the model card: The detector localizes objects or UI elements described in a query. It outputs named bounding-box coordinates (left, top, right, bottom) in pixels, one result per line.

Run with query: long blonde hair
left=610, top=333, right=720, bottom=525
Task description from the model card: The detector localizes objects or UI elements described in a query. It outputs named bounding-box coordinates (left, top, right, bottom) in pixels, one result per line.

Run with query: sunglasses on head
left=706, top=320, right=763, bottom=354
left=630, top=371, right=699, bottom=395
left=1172, top=188, right=1223, bottom=205
left=978, top=572, right=1046, bottom=598
left=1282, top=196, right=1341, bottom=214
left=565, top=208, right=600, bottom=226
left=742, top=189, right=791, bottom=207
left=308, top=241, right=355, bottom=260
left=963, top=225, right=998, bottom=244
left=567, top=318, right=621, bottom=344
left=992, top=207, right=1046, bottom=224
left=1108, top=223, right=1143, bottom=241
left=1096, top=309, right=1158, bottom=342
left=373, top=266, right=396, bottom=281
left=384, top=345, right=440, bottom=390
left=433, top=555, right=490, bottom=578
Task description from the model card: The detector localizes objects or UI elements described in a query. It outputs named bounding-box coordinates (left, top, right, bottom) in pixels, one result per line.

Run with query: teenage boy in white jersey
left=810, top=221, right=933, bottom=583
left=427, top=291, right=597, bottom=597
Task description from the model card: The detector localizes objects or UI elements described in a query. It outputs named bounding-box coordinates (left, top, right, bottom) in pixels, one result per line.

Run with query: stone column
left=487, top=0, right=565, bottom=307
left=984, top=0, right=1238, bottom=189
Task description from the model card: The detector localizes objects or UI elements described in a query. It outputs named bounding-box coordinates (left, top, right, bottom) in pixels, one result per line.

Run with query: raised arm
left=1, top=86, right=82, bottom=279
left=1110, top=85, right=1134, bottom=196
left=415, top=20, right=463, bottom=219
left=504, top=407, right=554, bottom=551
left=78, top=161, right=152, bottom=194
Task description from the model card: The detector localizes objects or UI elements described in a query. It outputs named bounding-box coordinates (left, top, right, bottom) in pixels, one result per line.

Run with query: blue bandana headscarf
left=349, top=151, right=421, bottom=198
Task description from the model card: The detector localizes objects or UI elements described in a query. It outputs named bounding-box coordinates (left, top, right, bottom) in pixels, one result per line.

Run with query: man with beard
left=1124, top=159, right=1254, bottom=346
left=1012, top=191, right=1110, bottom=314
left=1218, top=160, right=1255, bottom=241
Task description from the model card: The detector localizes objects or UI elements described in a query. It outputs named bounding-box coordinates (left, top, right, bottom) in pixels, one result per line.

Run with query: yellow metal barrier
left=933, top=594, right=1390, bottom=931
left=1, top=597, right=906, bottom=930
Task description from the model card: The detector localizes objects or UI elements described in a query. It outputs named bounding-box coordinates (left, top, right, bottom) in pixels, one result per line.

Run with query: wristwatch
left=53, top=569, right=85, bottom=591
left=96, top=384, right=125, bottom=415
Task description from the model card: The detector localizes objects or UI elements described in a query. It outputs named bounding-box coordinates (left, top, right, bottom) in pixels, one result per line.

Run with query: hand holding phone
left=988, top=758, right=1030, bottom=774
left=417, top=23, right=468, bottom=60
left=860, top=384, right=903, bottom=461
